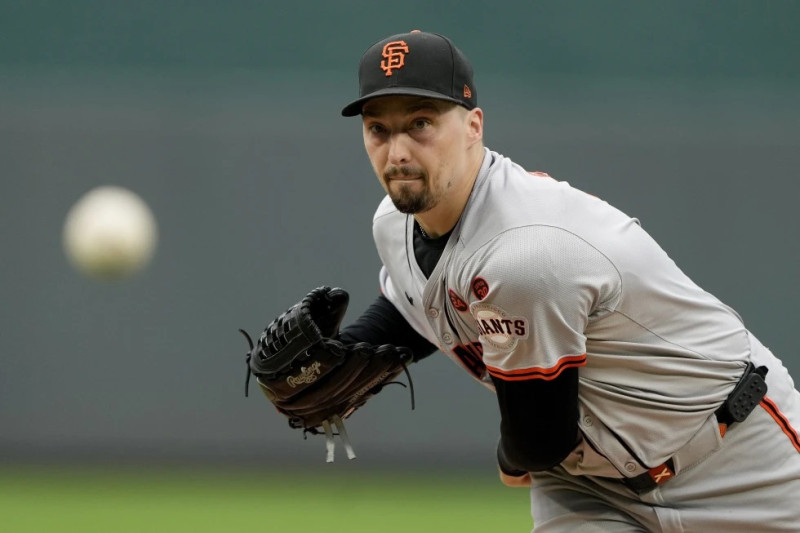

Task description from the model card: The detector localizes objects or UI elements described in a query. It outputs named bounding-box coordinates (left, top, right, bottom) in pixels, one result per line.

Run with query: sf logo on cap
left=381, top=40, right=409, bottom=76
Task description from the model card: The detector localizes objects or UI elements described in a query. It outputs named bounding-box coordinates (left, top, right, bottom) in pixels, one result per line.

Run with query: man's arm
left=340, top=295, right=581, bottom=478
left=493, top=367, right=581, bottom=478
left=338, top=294, right=438, bottom=362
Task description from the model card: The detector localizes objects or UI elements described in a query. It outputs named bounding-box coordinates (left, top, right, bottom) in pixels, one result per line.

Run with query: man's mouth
left=384, top=167, right=425, bottom=183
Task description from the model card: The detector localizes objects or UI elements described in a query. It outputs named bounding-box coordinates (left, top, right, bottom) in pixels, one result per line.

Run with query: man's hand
left=499, top=468, right=532, bottom=488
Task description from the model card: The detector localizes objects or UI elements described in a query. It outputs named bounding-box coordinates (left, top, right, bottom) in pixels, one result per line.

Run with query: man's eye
left=369, top=124, right=386, bottom=134
left=412, top=119, right=430, bottom=130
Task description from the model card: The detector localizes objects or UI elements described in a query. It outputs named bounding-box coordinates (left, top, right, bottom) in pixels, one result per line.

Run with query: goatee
left=383, top=166, right=434, bottom=214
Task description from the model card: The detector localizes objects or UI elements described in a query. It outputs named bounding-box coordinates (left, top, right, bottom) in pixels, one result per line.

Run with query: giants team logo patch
left=471, top=303, right=528, bottom=351
left=448, top=289, right=469, bottom=312
left=471, top=277, right=489, bottom=300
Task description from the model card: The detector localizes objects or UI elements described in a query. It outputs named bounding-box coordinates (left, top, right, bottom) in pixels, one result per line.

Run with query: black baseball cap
left=341, top=30, right=477, bottom=117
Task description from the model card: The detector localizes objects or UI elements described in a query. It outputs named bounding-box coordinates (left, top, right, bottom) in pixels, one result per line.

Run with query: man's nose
left=387, top=133, right=411, bottom=165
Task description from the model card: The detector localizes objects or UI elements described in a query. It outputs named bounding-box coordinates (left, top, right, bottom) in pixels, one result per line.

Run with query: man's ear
left=466, top=107, right=484, bottom=145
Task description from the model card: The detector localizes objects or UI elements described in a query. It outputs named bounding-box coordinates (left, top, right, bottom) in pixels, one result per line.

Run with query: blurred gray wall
left=2, top=1, right=798, bottom=468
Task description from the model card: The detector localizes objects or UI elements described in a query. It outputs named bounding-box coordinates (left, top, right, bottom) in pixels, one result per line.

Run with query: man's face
left=361, top=96, right=474, bottom=214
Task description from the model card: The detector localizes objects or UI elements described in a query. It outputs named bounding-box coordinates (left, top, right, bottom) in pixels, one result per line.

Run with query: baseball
left=62, top=186, right=158, bottom=280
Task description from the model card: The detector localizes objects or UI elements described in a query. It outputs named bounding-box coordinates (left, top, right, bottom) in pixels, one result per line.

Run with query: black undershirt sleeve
left=493, top=367, right=581, bottom=474
left=338, top=294, right=438, bottom=362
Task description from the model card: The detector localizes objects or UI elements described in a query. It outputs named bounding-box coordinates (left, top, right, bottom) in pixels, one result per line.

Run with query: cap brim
left=341, top=87, right=468, bottom=117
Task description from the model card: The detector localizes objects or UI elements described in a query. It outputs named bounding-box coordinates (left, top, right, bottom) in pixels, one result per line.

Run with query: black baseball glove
left=241, top=286, right=414, bottom=461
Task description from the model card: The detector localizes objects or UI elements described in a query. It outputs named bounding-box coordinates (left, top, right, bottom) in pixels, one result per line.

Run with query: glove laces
left=317, top=362, right=414, bottom=463
left=240, top=329, right=254, bottom=397
left=321, top=415, right=356, bottom=462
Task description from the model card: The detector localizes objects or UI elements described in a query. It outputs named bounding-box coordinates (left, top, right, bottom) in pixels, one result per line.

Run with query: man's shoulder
left=372, top=195, right=406, bottom=243
left=373, top=195, right=401, bottom=221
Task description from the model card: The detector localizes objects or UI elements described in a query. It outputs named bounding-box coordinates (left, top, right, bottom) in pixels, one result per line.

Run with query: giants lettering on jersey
left=471, top=302, right=529, bottom=351
left=476, top=317, right=527, bottom=337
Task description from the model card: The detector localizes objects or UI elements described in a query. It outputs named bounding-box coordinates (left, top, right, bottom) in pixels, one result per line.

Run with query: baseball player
left=333, top=31, right=800, bottom=531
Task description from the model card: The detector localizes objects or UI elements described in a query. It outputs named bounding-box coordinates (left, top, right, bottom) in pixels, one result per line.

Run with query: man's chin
left=389, top=194, right=429, bottom=214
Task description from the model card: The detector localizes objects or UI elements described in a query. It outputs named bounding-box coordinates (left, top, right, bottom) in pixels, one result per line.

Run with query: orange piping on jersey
left=526, top=170, right=599, bottom=199
left=760, top=396, right=800, bottom=453
left=527, top=171, right=555, bottom=181
left=487, top=354, right=587, bottom=382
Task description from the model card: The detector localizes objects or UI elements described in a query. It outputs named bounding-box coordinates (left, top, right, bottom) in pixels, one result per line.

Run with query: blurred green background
left=0, top=464, right=533, bottom=532
left=1, top=1, right=798, bottom=531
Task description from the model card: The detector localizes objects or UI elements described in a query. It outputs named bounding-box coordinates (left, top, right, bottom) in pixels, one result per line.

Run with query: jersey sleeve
left=462, top=225, right=621, bottom=382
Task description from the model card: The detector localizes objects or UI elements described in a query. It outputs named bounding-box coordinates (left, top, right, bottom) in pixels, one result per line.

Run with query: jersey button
left=624, top=462, right=637, bottom=472
left=428, top=308, right=440, bottom=318
left=582, top=415, right=593, bottom=427
left=442, top=333, right=453, bottom=344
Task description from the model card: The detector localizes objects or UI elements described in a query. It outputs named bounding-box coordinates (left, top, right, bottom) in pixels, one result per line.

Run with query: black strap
left=715, top=364, right=768, bottom=426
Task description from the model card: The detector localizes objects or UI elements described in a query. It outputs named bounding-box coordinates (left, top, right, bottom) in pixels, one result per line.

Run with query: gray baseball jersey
left=373, top=148, right=800, bottom=530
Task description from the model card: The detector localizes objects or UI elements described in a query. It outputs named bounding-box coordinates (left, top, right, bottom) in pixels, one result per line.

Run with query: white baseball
left=62, top=186, right=158, bottom=280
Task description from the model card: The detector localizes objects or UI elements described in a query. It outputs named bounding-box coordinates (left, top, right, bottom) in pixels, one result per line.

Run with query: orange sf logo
left=381, top=40, right=409, bottom=76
